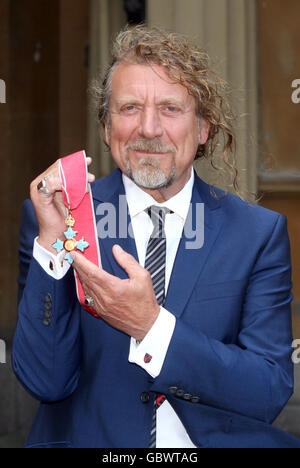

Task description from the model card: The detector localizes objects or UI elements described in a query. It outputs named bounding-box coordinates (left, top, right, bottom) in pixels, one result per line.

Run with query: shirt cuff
left=33, top=237, right=71, bottom=279
left=128, top=307, right=176, bottom=378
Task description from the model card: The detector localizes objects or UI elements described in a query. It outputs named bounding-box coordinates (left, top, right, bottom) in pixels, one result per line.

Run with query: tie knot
left=146, top=205, right=171, bottom=238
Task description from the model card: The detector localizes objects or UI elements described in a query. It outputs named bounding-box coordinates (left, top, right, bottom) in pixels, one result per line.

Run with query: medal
left=52, top=150, right=101, bottom=319
left=52, top=206, right=90, bottom=264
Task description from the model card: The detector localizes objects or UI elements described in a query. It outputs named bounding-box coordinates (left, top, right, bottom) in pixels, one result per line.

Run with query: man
left=13, top=25, right=300, bottom=448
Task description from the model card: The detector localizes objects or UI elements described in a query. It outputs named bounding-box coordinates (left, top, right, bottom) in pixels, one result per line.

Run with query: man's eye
left=122, top=105, right=136, bottom=112
left=164, top=105, right=180, bottom=113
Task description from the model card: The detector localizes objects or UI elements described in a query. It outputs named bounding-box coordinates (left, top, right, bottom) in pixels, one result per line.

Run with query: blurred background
left=0, top=0, right=299, bottom=447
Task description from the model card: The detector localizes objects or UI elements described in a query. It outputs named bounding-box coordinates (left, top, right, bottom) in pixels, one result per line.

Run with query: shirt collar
left=122, top=168, right=194, bottom=222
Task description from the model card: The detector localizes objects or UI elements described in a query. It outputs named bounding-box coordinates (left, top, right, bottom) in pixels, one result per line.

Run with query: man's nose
left=138, top=107, right=163, bottom=139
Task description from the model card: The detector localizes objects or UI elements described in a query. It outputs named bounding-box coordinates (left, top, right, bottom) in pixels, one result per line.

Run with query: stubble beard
left=125, top=157, right=176, bottom=189
left=124, top=139, right=177, bottom=189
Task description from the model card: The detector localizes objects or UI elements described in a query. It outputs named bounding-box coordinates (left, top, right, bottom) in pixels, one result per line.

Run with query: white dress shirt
left=33, top=169, right=196, bottom=448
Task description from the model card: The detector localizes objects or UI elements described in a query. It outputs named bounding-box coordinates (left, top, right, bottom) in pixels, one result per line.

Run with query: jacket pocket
left=25, top=440, right=73, bottom=448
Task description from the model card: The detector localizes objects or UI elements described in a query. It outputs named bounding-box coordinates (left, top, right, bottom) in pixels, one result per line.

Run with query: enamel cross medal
left=52, top=206, right=89, bottom=264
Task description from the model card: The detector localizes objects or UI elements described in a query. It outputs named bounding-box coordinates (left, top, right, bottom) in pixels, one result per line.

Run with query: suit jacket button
left=43, top=318, right=51, bottom=326
left=176, top=389, right=185, bottom=397
left=44, top=310, right=52, bottom=319
left=140, top=392, right=150, bottom=403
left=45, top=302, right=52, bottom=310
left=191, top=396, right=200, bottom=403
left=183, top=393, right=192, bottom=400
left=168, top=386, right=178, bottom=394
left=45, top=293, right=52, bottom=303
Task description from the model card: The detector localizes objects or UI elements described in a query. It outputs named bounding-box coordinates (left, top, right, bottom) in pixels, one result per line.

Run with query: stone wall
left=0, top=348, right=38, bottom=448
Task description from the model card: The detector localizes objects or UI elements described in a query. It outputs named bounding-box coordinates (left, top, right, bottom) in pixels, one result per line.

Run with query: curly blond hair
left=91, top=24, right=239, bottom=196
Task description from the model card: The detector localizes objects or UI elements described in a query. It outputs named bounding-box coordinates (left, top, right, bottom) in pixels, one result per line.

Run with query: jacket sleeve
left=12, top=199, right=82, bottom=402
left=150, top=214, right=294, bottom=424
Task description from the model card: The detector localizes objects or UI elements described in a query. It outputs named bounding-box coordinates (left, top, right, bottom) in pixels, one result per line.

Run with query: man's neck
left=133, top=168, right=193, bottom=203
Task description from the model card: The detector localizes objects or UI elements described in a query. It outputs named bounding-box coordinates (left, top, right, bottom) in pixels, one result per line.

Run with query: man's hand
left=71, top=245, right=160, bottom=341
left=30, top=157, right=95, bottom=253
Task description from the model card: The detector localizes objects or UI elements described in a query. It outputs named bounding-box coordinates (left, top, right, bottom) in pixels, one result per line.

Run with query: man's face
left=105, top=62, right=209, bottom=196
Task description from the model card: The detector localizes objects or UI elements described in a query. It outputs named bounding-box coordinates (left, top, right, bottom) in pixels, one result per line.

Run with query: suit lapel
left=164, top=175, right=225, bottom=318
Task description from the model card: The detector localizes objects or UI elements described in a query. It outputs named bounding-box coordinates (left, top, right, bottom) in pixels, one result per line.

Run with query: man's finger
left=112, top=244, right=143, bottom=279
left=88, top=173, right=95, bottom=183
left=86, top=157, right=95, bottom=182
left=71, top=251, right=118, bottom=286
left=32, top=161, right=63, bottom=200
left=37, top=174, right=62, bottom=197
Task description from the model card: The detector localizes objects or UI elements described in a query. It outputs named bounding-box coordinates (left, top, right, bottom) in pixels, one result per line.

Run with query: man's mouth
left=133, top=149, right=170, bottom=155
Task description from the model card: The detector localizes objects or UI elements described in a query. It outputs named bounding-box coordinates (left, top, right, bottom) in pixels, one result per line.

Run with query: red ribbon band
left=59, top=150, right=101, bottom=318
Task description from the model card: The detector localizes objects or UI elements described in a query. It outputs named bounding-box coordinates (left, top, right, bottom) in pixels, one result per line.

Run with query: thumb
left=112, top=244, right=141, bottom=279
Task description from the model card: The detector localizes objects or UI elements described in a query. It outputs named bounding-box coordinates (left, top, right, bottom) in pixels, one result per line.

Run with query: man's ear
left=199, top=119, right=210, bottom=145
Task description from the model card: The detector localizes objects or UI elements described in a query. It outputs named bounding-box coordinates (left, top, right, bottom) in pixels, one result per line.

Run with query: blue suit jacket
left=12, top=169, right=300, bottom=448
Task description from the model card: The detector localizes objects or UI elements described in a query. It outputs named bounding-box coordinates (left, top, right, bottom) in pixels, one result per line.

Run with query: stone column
left=147, top=0, right=258, bottom=198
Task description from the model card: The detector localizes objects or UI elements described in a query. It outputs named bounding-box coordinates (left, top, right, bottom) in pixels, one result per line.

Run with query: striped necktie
left=145, top=205, right=171, bottom=448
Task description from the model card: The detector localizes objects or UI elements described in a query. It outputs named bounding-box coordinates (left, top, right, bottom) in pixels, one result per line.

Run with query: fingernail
left=114, top=244, right=122, bottom=254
